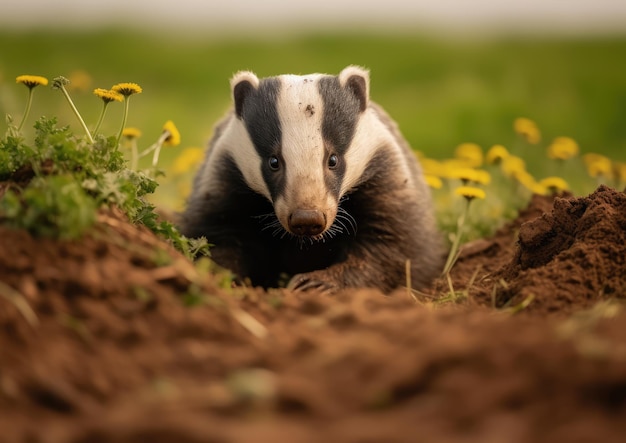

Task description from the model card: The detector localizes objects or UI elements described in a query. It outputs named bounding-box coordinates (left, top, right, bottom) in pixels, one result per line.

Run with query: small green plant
left=1, top=174, right=97, bottom=239
left=0, top=74, right=208, bottom=260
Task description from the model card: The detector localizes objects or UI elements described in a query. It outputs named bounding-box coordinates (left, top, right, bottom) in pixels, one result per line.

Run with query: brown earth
left=1, top=185, right=625, bottom=443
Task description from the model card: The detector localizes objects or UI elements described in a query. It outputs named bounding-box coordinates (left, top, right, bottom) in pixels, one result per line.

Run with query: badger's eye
left=268, top=155, right=280, bottom=171
left=328, top=153, right=339, bottom=169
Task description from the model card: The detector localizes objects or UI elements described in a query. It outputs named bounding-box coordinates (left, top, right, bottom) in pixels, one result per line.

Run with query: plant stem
left=58, top=84, right=94, bottom=144
left=116, top=98, right=130, bottom=146
left=138, top=143, right=158, bottom=158
left=0, top=281, right=38, bottom=327
left=130, top=139, right=139, bottom=171
left=16, top=87, right=34, bottom=132
left=442, top=198, right=470, bottom=275
left=405, top=259, right=415, bottom=301
left=92, top=101, right=109, bottom=136
left=151, top=131, right=169, bottom=168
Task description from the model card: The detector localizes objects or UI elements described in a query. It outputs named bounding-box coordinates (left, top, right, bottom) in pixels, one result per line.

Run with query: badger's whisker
left=261, top=220, right=282, bottom=232
left=335, top=207, right=357, bottom=235
left=332, top=219, right=348, bottom=234
left=254, top=212, right=288, bottom=239
left=324, top=228, right=339, bottom=240
left=252, top=212, right=278, bottom=221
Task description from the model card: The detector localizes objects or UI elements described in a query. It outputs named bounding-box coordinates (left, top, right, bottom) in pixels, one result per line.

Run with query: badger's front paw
left=287, top=272, right=339, bottom=293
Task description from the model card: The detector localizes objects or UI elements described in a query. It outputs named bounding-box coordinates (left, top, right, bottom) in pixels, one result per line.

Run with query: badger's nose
left=289, top=210, right=326, bottom=237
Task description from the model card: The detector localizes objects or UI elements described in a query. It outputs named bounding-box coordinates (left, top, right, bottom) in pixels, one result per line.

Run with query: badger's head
left=226, top=65, right=380, bottom=239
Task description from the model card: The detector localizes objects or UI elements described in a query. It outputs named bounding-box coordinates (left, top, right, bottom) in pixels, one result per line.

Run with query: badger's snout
left=288, top=209, right=326, bottom=237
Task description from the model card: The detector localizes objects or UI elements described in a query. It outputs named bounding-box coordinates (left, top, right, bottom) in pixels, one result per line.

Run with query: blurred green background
left=1, top=28, right=625, bottom=208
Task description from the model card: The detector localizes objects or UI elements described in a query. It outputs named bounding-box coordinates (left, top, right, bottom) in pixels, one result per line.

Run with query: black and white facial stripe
left=233, top=77, right=285, bottom=202
left=214, top=66, right=405, bottom=238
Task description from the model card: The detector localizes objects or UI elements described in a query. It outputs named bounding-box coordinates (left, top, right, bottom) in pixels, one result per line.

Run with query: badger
left=179, top=66, right=443, bottom=293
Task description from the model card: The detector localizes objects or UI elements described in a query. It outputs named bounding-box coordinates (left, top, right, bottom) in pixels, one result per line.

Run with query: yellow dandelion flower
left=474, top=170, right=491, bottom=185
left=447, top=167, right=491, bottom=186
left=92, top=88, right=124, bottom=135
left=112, top=82, right=143, bottom=97
left=420, top=158, right=446, bottom=177
left=531, top=183, right=548, bottom=196
left=448, top=167, right=479, bottom=184
left=114, top=83, right=142, bottom=144
left=582, top=153, right=609, bottom=167
left=454, top=143, right=483, bottom=167
left=16, top=74, right=49, bottom=88
left=485, top=144, right=509, bottom=165
left=455, top=186, right=486, bottom=201
left=68, top=70, right=92, bottom=92
left=514, top=170, right=545, bottom=195
left=585, top=158, right=613, bottom=179
left=547, top=136, right=579, bottom=160
left=15, top=75, right=50, bottom=132
left=162, top=120, right=181, bottom=147
left=513, top=117, right=541, bottom=144
left=539, top=177, right=569, bottom=193
left=150, top=120, right=182, bottom=169
left=440, top=159, right=473, bottom=179
left=613, top=162, right=626, bottom=183
left=501, top=155, right=526, bottom=178
left=94, top=88, right=123, bottom=103
left=173, top=147, right=205, bottom=175
left=122, top=127, right=142, bottom=139
left=124, top=127, right=143, bottom=170
left=424, top=174, right=443, bottom=190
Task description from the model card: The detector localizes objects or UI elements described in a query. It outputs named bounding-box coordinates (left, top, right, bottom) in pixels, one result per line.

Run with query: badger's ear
left=231, top=71, right=259, bottom=119
left=339, top=65, right=370, bottom=112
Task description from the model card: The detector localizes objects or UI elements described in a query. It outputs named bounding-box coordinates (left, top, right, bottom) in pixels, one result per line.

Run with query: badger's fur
left=180, top=66, right=443, bottom=293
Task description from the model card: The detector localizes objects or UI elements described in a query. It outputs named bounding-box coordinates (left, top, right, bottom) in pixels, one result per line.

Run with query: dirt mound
left=494, top=185, right=626, bottom=313
left=445, top=185, right=626, bottom=315
left=1, top=186, right=626, bottom=442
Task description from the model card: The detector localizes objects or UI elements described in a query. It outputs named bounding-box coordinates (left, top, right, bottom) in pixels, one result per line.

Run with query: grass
left=1, top=31, right=625, bottom=194
left=0, top=280, right=38, bottom=327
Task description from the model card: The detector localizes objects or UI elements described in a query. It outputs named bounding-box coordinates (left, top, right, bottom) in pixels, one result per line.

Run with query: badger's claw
left=287, top=272, right=338, bottom=293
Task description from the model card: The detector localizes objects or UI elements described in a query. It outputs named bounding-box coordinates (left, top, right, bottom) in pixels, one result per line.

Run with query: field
left=2, top=29, right=626, bottom=204
left=1, top=30, right=626, bottom=442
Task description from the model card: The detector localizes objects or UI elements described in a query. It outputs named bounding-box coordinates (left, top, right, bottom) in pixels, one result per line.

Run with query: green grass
left=1, top=29, right=625, bottom=211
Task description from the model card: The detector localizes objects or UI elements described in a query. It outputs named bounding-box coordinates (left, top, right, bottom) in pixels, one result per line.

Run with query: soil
left=1, top=185, right=626, bottom=443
